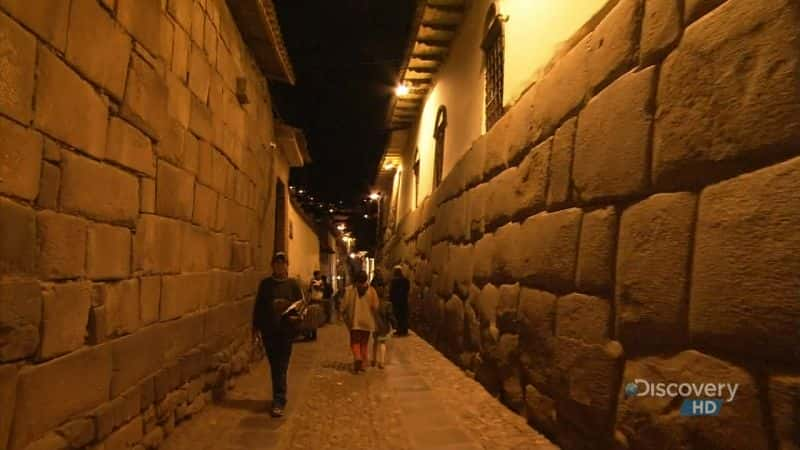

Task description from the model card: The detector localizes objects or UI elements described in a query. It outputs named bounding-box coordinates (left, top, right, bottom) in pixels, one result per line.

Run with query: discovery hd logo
left=624, top=379, right=739, bottom=416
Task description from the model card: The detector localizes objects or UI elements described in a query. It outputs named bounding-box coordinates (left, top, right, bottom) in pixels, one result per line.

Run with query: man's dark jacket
left=253, top=276, right=303, bottom=340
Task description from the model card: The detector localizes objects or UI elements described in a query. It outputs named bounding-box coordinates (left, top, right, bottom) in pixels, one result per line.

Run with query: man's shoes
left=270, top=405, right=284, bottom=418
left=353, top=360, right=361, bottom=374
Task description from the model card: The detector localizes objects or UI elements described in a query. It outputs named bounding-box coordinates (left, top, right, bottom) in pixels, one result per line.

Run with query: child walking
left=371, top=297, right=397, bottom=369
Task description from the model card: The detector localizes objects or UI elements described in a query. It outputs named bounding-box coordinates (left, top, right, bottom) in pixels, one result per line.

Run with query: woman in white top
left=340, top=270, right=379, bottom=373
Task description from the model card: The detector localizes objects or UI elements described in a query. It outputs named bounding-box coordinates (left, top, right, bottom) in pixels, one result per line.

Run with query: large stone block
left=37, top=211, right=87, bottom=280
left=0, top=364, right=16, bottom=450
left=61, top=152, right=139, bottom=225
left=10, top=345, right=111, bottom=450
left=162, top=312, right=204, bottom=360
left=172, top=25, right=190, bottom=81
left=161, top=273, right=210, bottom=320
left=449, top=244, right=474, bottom=299
left=35, top=48, right=108, bottom=158
left=531, top=34, right=590, bottom=138
left=443, top=295, right=464, bottom=356
left=640, top=0, right=682, bottom=66
left=555, top=338, right=624, bottom=437
left=517, top=288, right=557, bottom=394
left=0, top=0, right=69, bottom=51
left=121, top=54, right=168, bottom=141
left=617, top=350, right=768, bottom=450
left=133, top=214, right=183, bottom=274
left=192, top=182, right=217, bottom=228
left=110, top=324, right=165, bottom=397
left=106, top=117, right=155, bottom=176
left=463, top=136, right=487, bottom=189
left=96, top=280, right=140, bottom=337
left=39, top=281, right=91, bottom=360
left=1, top=124, right=44, bottom=195
left=491, top=222, right=522, bottom=284
left=483, top=167, right=519, bottom=231
left=140, top=276, right=161, bottom=326
left=525, top=384, right=557, bottom=438
left=0, top=198, right=36, bottom=275
left=66, top=0, right=131, bottom=100
left=140, top=178, right=155, bottom=214
left=156, top=160, right=195, bottom=220
left=653, top=0, right=800, bottom=189
left=181, top=224, right=212, bottom=272
left=496, top=283, right=520, bottom=334
left=768, top=375, right=800, bottom=450
left=166, top=73, right=191, bottom=129
left=513, top=208, right=582, bottom=292
left=587, top=0, right=642, bottom=93
left=87, top=223, right=131, bottom=280
left=168, top=0, right=192, bottom=31
left=0, top=10, right=36, bottom=123
left=484, top=112, right=512, bottom=179
left=511, top=138, right=550, bottom=221
left=556, top=293, right=611, bottom=345
left=0, top=280, right=41, bottom=361
left=476, top=283, right=500, bottom=327
left=467, top=183, right=488, bottom=241
left=574, top=67, right=655, bottom=204
left=690, top=157, right=800, bottom=364
left=616, top=192, right=696, bottom=354
left=472, top=232, right=495, bottom=285
left=576, top=207, right=617, bottom=295
left=546, top=117, right=576, bottom=211
left=116, top=0, right=161, bottom=57
left=684, top=0, right=727, bottom=23
left=188, top=44, right=210, bottom=102
left=104, top=415, right=143, bottom=450
left=36, top=162, right=59, bottom=210
left=189, top=94, right=212, bottom=141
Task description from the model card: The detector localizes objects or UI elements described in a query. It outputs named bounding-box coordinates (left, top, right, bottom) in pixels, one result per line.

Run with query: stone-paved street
left=160, top=323, right=557, bottom=450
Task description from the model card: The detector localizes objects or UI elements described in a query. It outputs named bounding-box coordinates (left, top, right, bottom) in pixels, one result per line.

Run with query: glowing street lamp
left=337, top=223, right=346, bottom=231
left=368, top=192, right=381, bottom=201
left=395, top=83, right=409, bottom=97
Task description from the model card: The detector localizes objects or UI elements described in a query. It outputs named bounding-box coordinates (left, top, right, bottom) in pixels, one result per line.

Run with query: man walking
left=390, top=265, right=410, bottom=336
left=252, top=252, right=304, bottom=417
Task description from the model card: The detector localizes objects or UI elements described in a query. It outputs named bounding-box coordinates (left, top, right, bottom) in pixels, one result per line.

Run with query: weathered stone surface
left=66, top=0, right=131, bottom=100
left=517, top=288, right=557, bottom=393
left=491, top=222, right=521, bottom=284
left=476, top=284, right=500, bottom=327
left=684, top=0, right=727, bottom=23
left=513, top=209, right=582, bottom=292
left=768, top=375, right=800, bottom=450
left=11, top=345, right=111, bottom=450
left=87, top=223, right=131, bottom=280
left=112, top=386, right=141, bottom=429
left=496, top=284, right=520, bottom=334
left=555, top=338, right=624, bottom=437
left=617, top=351, right=768, bottom=450
left=0, top=11, right=36, bottom=123
left=37, top=211, right=87, bottom=280
left=654, top=0, right=800, bottom=189
left=0, top=0, right=69, bottom=51
left=484, top=111, right=511, bottom=178
left=35, top=49, right=108, bottom=158
left=690, top=157, right=800, bottom=364
left=117, top=0, right=161, bottom=57
left=189, top=95, right=212, bottom=141
left=576, top=207, right=617, bottom=295
left=532, top=34, right=590, bottom=138
left=0, top=364, right=16, bottom=449
left=61, top=152, right=139, bottom=225
left=87, top=305, right=106, bottom=345
left=640, top=0, right=682, bottom=66
left=140, top=276, right=161, bottom=326
left=166, top=73, right=191, bottom=130
left=57, top=417, right=94, bottom=448
left=39, top=281, right=91, bottom=359
left=96, top=280, right=140, bottom=337
left=181, top=225, right=212, bottom=272
left=0, top=198, right=36, bottom=275
left=161, top=273, right=210, bottom=320
left=19, top=432, right=69, bottom=450
left=160, top=14, right=174, bottom=68
left=189, top=44, right=210, bottom=102
left=472, top=232, right=495, bottom=285
left=509, top=138, right=551, bottom=221
left=546, top=117, right=576, bottom=211
left=172, top=25, right=190, bottom=81
left=122, top=54, right=168, bottom=141
left=36, top=162, right=59, bottom=210
left=467, top=183, right=488, bottom=241
left=111, top=324, right=165, bottom=397
left=168, top=0, right=192, bottom=30
left=556, top=293, right=610, bottom=345
left=587, top=0, right=642, bottom=93
left=106, top=117, right=155, bottom=176
left=574, top=67, right=655, bottom=204
left=462, top=136, right=486, bottom=189
left=443, top=295, right=464, bottom=356
left=190, top=1, right=204, bottom=44
left=448, top=244, right=474, bottom=299
left=0, top=281, right=40, bottom=362
left=134, top=214, right=183, bottom=274
left=156, top=161, right=195, bottom=220
left=616, top=192, right=696, bottom=354
left=104, top=415, right=143, bottom=450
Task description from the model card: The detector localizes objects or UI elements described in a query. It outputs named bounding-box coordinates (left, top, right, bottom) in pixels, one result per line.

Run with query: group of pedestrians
left=251, top=251, right=411, bottom=417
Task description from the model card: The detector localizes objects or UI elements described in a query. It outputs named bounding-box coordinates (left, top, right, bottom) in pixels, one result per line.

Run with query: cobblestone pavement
left=160, top=323, right=558, bottom=450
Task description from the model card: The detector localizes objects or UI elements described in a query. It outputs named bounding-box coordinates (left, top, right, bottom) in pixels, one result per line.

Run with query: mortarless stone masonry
left=379, top=0, right=800, bottom=449
left=0, top=0, right=290, bottom=449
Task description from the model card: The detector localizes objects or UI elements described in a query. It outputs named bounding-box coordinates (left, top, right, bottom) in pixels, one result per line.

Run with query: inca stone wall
left=380, top=0, right=800, bottom=449
left=0, top=1, right=283, bottom=449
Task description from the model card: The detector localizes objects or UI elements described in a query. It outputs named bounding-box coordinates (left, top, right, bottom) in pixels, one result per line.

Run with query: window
left=433, top=106, right=447, bottom=188
left=482, top=6, right=504, bottom=130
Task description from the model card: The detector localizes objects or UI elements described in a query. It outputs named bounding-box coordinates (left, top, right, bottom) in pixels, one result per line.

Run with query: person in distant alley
left=305, top=270, right=325, bottom=341
left=341, top=270, right=379, bottom=373
left=321, top=275, right=334, bottom=323
left=371, top=267, right=387, bottom=299
left=372, top=294, right=398, bottom=369
left=252, top=252, right=304, bottom=417
left=390, top=265, right=411, bottom=336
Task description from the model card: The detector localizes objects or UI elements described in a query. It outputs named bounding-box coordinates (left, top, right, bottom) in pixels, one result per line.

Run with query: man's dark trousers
left=262, top=333, right=292, bottom=407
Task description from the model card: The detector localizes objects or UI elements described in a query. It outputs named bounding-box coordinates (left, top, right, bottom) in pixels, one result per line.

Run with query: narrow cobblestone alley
left=160, top=324, right=555, bottom=450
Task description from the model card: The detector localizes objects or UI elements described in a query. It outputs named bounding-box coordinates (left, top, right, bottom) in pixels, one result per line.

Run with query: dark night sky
left=271, top=0, right=417, bottom=207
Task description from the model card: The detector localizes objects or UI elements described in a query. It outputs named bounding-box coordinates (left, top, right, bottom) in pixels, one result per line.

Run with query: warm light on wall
left=369, top=193, right=381, bottom=201
left=395, top=83, right=409, bottom=97
left=383, top=162, right=395, bottom=170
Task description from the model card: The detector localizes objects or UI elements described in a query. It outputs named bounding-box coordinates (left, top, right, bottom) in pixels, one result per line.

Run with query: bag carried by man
left=281, top=299, right=326, bottom=333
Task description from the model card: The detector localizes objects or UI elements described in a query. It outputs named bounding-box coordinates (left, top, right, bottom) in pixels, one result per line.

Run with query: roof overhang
left=226, top=0, right=296, bottom=85
left=276, top=124, right=312, bottom=167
